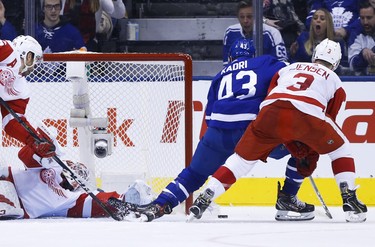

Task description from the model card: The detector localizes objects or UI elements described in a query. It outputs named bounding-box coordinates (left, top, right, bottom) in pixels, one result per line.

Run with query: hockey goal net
left=2, top=52, right=193, bottom=201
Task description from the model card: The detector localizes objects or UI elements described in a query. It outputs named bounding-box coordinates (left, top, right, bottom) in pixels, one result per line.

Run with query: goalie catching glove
left=25, top=127, right=56, bottom=158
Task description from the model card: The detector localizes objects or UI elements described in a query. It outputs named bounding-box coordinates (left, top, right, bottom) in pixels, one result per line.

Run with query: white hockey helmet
left=61, top=160, right=90, bottom=191
left=312, top=38, right=342, bottom=71
left=12, top=35, right=43, bottom=73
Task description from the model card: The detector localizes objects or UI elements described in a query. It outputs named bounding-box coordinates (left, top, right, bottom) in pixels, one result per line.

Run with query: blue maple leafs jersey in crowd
left=305, top=0, right=359, bottom=30
left=35, top=20, right=85, bottom=53
left=223, top=23, right=288, bottom=65
left=205, top=55, right=287, bottom=130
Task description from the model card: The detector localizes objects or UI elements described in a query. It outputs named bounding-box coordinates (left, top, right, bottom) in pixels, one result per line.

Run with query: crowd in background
left=1, top=0, right=375, bottom=76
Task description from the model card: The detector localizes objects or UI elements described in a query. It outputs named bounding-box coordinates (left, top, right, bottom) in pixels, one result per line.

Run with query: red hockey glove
left=296, top=151, right=319, bottom=177
left=25, top=135, right=56, bottom=158
left=284, top=141, right=310, bottom=159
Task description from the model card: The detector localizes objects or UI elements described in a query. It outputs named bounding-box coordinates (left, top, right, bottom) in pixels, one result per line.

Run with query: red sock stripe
left=213, top=166, right=236, bottom=191
left=332, top=157, right=355, bottom=175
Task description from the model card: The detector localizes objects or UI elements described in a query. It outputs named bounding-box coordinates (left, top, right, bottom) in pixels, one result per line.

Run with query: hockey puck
left=218, top=215, right=228, bottom=219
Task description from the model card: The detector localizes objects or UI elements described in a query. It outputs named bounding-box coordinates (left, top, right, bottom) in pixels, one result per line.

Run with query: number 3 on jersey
left=218, top=70, right=257, bottom=100
left=287, top=73, right=314, bottom=91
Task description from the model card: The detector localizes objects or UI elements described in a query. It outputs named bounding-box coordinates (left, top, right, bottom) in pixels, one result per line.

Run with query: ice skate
left=187, top=188, right=214, bottom=222
left=340, top=182, right=367, bottom=223
left=275, top=182, right=315, bottom=221
left=136, top=203, right=172, bottom=222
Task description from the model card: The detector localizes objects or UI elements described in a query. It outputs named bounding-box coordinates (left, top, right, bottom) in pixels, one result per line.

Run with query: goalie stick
left=0, top=97, right=123, bottom=221
left=309, top=176, right=333, bottom=219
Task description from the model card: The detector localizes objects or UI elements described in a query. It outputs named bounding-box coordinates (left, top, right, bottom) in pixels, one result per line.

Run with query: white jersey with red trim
left=0, top=40, right=30, bottom=101
left=11, top=163, right=84, bottom=218
left=260, top=62, right=345, bottom=120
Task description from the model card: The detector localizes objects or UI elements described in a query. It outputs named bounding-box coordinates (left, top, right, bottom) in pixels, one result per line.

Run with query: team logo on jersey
left=0, top=68, right=19, bottom=96
left=327, top=139, right=334, bottom=145
left=331, top=7, right=353, bottom=29
left=40, top=168, right=67, bottom=198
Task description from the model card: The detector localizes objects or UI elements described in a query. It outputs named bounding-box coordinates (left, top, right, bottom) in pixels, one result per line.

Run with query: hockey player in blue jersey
left=129, top=38, right=315, bottom=222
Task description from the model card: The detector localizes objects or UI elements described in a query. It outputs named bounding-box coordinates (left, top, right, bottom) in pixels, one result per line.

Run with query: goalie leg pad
left=0, top=180, right=24, bottom=220
left=0, top=167, right=9, bottom=179
left=123, top=180, right=154, bottom=206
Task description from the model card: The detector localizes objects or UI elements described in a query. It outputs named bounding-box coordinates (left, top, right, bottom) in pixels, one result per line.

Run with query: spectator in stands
left=223, top=0, right=288, bottom=65
left=289, top=8, right=346, bottom=68
left=0, top=0, right=17, bottom=40
left=305, top=0, right=359, bottom=41
left=1, top=0, right=23, bottom=36
left=263, top=0, right=306, bottom=51
left=348, top=1, right=375, bottom=75
left=292, top=0, right=310, bottom=23
left=63, top=0, right=126, bottom=51
left=36, top=0, right=86, bottom=53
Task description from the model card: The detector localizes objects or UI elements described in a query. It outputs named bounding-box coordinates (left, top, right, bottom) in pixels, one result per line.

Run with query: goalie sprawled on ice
left=0, top=124, right=153, bottom=220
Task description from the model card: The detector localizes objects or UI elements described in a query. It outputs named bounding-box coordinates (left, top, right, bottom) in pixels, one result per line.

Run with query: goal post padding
left=1, top=53, right=193, bottom=208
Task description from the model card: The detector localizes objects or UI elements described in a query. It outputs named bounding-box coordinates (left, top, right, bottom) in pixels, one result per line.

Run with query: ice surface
left=1, top=206, right=374, bottom=247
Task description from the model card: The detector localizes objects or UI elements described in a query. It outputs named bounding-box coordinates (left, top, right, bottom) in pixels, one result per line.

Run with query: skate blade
left=345, top=212, right=366, bottom=223
left=138, top=214, right=149, bottom=222
left=275, top=210, right=315, bottom=221
left=186, top=213, right=197, bottom=222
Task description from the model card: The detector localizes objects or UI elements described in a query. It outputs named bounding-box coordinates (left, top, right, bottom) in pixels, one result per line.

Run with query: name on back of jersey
left=221, top=60, right=248, bottom=75
left=292, top=64, right=330, bottom=80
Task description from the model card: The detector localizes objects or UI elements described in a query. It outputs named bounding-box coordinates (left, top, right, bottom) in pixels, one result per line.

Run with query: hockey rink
left=1, top=206, right=374, bottom=247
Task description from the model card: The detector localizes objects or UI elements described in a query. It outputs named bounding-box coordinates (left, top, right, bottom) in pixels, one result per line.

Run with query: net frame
left=2, top=52, right=193, bottom=212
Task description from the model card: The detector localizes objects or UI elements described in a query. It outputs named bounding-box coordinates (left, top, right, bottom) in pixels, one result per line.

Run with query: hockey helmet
left=12, top=35, right=43, bottom=73
left=61, top=160, right=90, bottom=191
left=312, top=38, right=342, bottom=71
left=229, top=37, right=256, bottom=61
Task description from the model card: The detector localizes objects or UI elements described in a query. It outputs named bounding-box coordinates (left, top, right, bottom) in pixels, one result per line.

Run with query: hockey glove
left=284, top=141, right=310, bottom=159
left=296, top=151, right=319, bottom=177
left=25, top=134, right=56, bottom=158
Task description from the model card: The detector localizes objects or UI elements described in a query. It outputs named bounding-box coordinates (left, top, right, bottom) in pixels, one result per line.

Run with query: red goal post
left=2, top=52, right=193, bottom=211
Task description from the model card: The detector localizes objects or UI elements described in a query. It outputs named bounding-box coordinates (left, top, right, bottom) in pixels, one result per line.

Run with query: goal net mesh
left=1, top=53, right=192, bottom=197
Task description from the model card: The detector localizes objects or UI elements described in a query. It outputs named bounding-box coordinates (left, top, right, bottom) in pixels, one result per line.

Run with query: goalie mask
left=61, top=160, right=90, bottom=191
left=12, top=35, right=43, bottom=74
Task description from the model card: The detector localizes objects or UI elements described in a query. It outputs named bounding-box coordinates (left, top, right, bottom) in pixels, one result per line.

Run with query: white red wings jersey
left=260, top=62, right=346, bottom=121
left=11, top=163, right=84, bottom=218
left=0, top=40, right=30, bottom=101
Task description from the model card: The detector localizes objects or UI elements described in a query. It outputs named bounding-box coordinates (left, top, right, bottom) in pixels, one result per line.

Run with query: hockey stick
left=308, top=176, right=333, bottom=219
left=0, top=97, right=122, bottom=221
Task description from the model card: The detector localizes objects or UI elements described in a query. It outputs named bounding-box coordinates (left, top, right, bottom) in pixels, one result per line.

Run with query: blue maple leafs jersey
left=35, top=21, right=85, bottom=53
left=205, top=55, right=287, bottom=129
left=223, top=23, right=288, bottom=65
